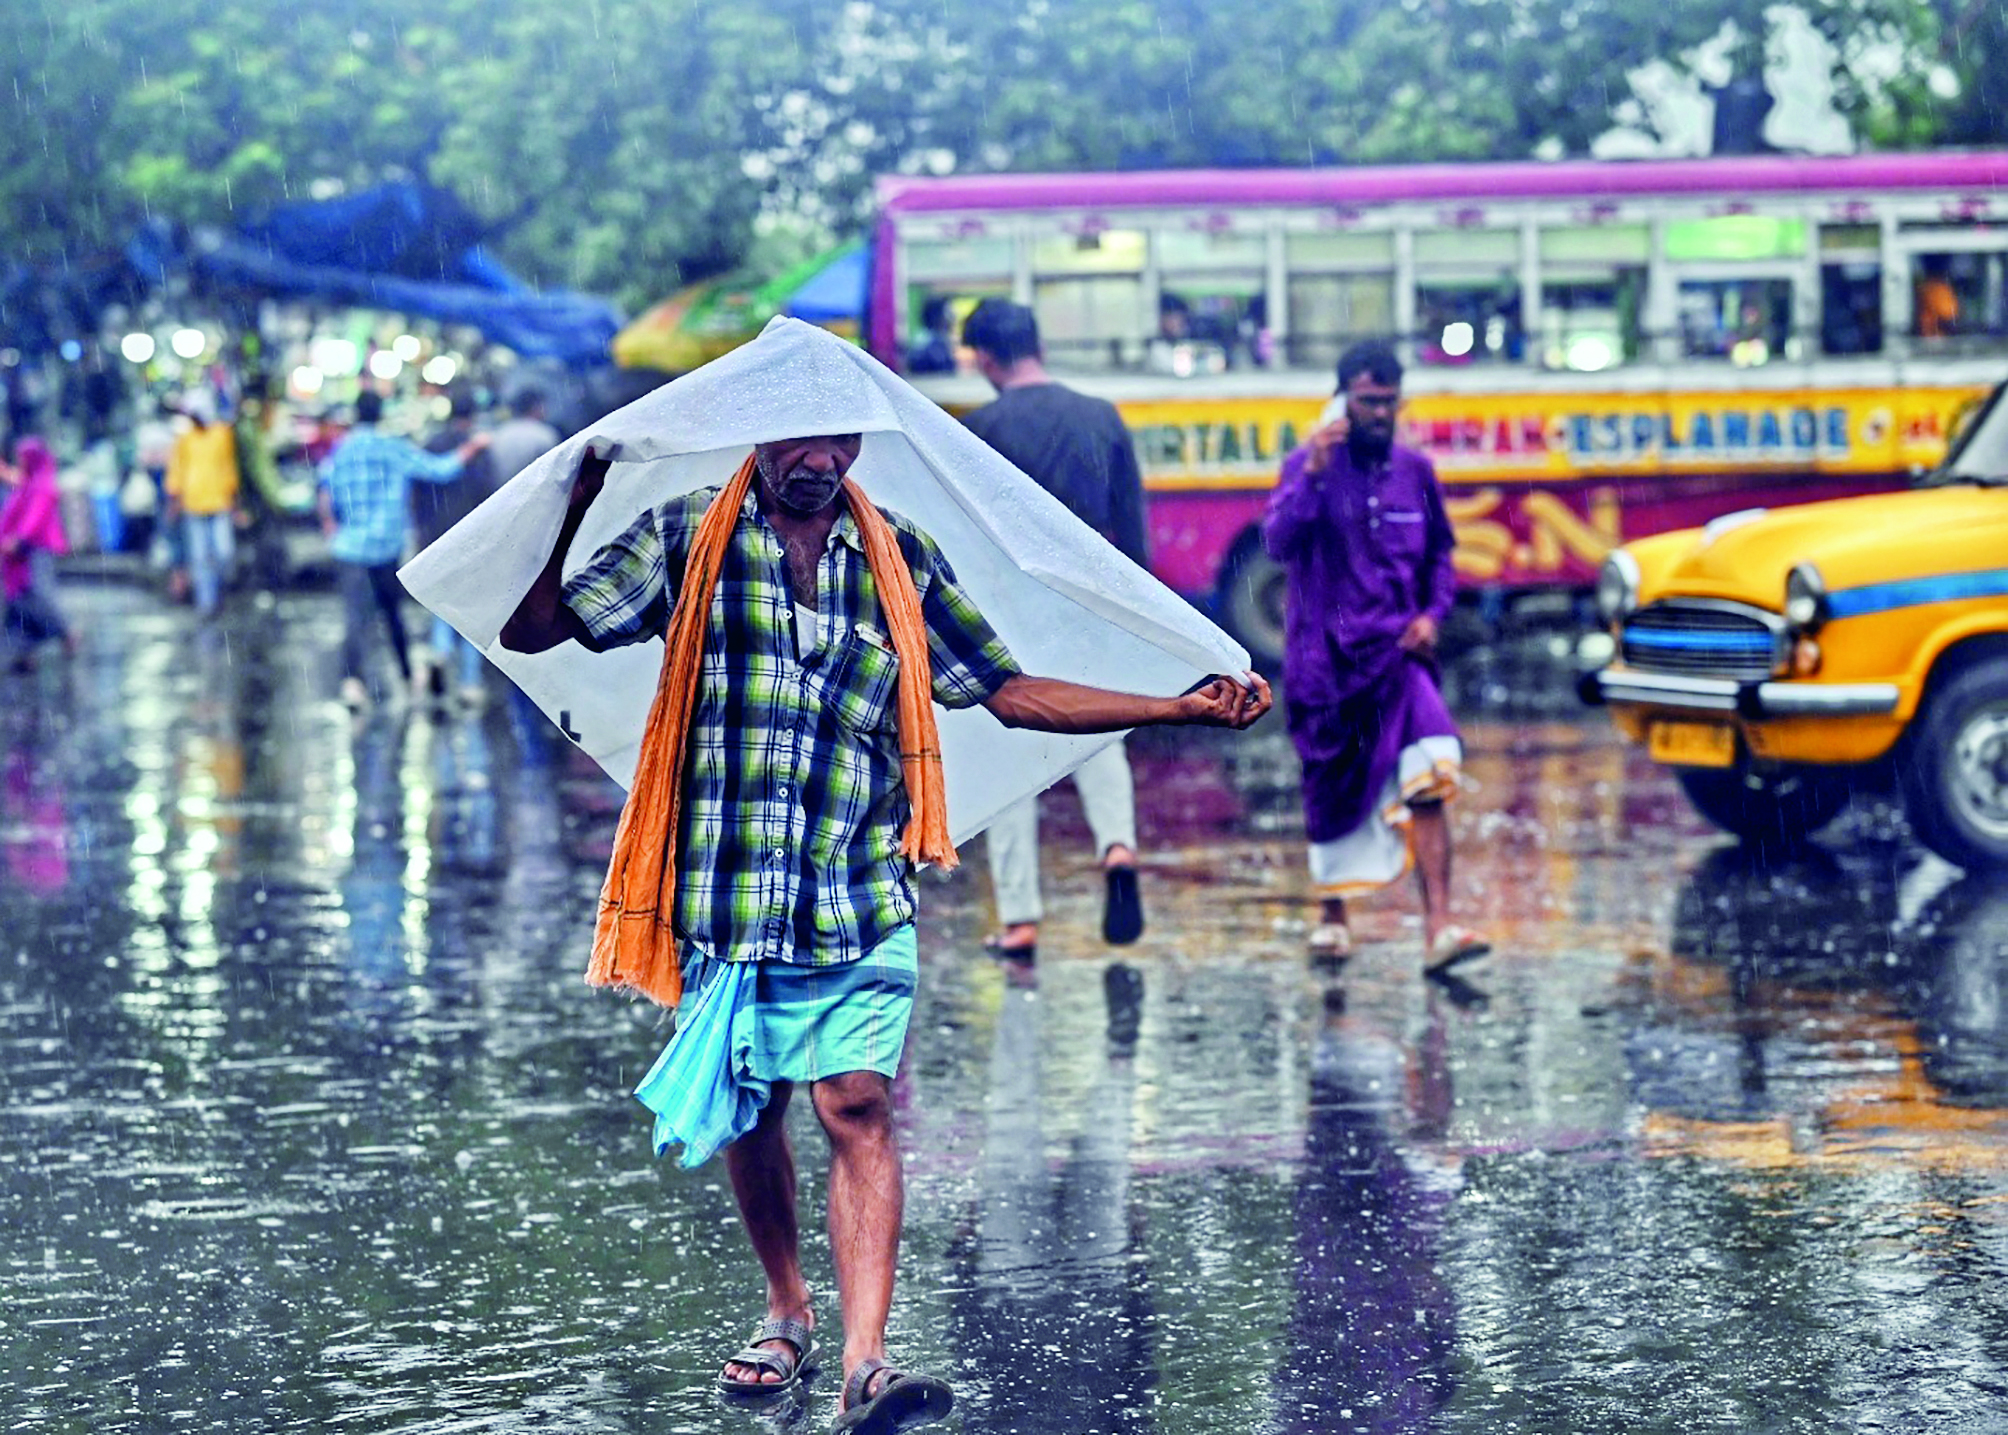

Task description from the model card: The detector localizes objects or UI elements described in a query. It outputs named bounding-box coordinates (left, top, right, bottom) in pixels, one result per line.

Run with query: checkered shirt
left=563, top=484, right=1020, bottom=967
left=319, top=426, right=468, bottom=565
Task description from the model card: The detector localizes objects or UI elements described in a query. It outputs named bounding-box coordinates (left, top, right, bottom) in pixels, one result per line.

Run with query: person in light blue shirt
left=319, top=390, right=489, bottom=708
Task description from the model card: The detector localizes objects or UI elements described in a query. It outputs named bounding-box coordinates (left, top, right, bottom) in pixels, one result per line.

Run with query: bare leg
left=1103, top=843, right=1135, bottom=868
left=1411, top=799, right=1452, bottom=947
left=721, top=1082, right=815, bottom=1384
left=811, top=1070, right=902, bottom=1394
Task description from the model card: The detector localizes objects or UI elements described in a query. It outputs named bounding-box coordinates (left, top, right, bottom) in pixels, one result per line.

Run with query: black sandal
left=717, top=1316, right=815, bottom=1396
left=831, top=1356, right=954, bottom=1433
left=1102, top=864, right=1144, bottom=945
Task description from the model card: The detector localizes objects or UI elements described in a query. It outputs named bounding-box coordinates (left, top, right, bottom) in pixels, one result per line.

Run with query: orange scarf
left=585, top=453, right=958, bottom=1007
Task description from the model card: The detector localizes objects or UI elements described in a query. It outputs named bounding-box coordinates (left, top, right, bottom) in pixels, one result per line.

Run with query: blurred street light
left=121, top=333, right=156, bottom=364
left=171, top=328, right=207, bottom=360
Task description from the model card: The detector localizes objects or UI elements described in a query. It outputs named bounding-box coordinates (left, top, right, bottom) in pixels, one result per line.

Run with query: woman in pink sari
left=1, top=438, right=75, bottom=672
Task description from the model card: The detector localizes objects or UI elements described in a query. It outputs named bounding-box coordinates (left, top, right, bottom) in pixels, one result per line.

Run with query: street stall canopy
left=611, top=243, right=866, bottom=373
left=401, top=316, right=1249, bottom=841
left=189, top=183, right=622, bottom=368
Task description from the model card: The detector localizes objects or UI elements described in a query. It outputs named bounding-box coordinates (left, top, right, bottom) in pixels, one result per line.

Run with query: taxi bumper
left=1582, top=669, right=1901, bottom=720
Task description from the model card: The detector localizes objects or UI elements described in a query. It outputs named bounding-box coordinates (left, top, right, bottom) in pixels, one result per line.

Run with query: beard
left=759, top=455, right=844, bottom=516
left=1347, top=424, right=1394, bottom=464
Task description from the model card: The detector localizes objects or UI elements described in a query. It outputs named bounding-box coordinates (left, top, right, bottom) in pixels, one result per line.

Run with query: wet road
left=5, top=584, right=2008, bottom=1433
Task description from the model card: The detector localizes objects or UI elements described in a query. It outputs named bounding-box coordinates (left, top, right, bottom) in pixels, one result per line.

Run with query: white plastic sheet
left=399, top=317, right=1250, bottom=843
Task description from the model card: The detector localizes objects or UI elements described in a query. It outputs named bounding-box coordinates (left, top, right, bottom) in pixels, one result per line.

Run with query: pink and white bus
left=867, top=154, right=2008, bottom=662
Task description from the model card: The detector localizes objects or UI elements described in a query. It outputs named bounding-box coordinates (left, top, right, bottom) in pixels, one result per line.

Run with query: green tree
left=0, top=0, right=1967, bottom=324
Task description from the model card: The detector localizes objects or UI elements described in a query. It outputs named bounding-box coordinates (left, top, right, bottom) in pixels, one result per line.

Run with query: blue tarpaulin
left=190, top=184, right=622, bottom=368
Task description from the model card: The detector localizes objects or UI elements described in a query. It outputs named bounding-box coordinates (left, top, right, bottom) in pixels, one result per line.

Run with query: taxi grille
left=1620, top=602, right=1780, bottom=681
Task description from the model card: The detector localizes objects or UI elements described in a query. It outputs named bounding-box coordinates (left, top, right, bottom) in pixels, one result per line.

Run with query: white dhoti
left=1308, top=736, right=1462, bottom=898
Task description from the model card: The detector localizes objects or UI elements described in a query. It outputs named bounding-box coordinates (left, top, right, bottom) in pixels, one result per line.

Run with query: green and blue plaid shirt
left=563, top=484, right=1020, bottom=967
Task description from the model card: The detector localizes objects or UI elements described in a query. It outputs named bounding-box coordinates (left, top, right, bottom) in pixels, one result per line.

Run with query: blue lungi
left=633, top=926, right=919, bottom=1168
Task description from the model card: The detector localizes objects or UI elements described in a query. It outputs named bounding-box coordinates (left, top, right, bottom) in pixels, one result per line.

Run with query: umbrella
left=611, top=244, right=867, bottom=373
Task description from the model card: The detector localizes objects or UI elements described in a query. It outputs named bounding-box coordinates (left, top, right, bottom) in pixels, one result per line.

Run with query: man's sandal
left=831, top=1356, right=955, bottom=1433
left=1426, top=924, right=1491, bottom=975
left=716, top=1316, right=815, bottom=1396
left=1307, top=922, right=1353, bottom=964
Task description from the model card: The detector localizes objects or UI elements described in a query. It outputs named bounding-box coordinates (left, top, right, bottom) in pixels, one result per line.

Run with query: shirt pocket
left=825, top=623, right=902, bottom=735
left=1377, top=509, right=1429, bottom=561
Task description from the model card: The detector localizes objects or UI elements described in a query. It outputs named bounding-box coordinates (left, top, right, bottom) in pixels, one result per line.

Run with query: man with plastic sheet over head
left=400, top=317, right=1270, bottom=1432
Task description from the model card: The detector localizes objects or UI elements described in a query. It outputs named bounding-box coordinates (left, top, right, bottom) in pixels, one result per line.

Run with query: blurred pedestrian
left=319, top=390, right=489, bottom=711
left=961, top=298, right=1150, bottom=958
left=413, top=392, right=498, bottom=707
left=0, top=438, right=75, bottom=673
left=1263, top=340, right=1488, bottom=973
left=130, top=399, right=177, bottom=569
left=485, top=388, right=562, bottom=490
left=164, top=389, right=241, bottom=618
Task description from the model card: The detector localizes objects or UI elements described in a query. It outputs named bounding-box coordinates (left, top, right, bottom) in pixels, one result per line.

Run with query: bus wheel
left=1676, top=765, right=1852, bottom=848
left=1220, top=542, right=1287, bottom=669
left=1899, top=663, right=2008, bottom=870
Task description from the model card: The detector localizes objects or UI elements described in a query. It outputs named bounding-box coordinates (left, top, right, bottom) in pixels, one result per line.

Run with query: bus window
left=1032, top=230, right=1147, bottom=370
left=1679, top=278, right=1793, bottom=364
left=1413, top=228, right=1522, bottom=364
left=1819, top=225, right=1882, bottom=356
left=1539, top=274, right=1642, bottom=371
left=1286, top=275, right=1395, bottom=369
left=905, top=235, right=1014, bottom=375
left=1538, top=225, right=1647, bottom=371
left=1157, top=228, right=1270, bottom=372
left=1283, top=231, right=1395, bottom=370
left=1912, top=252, right=2008, bottom=342
left=1820, top=266, right=1882, bottom=355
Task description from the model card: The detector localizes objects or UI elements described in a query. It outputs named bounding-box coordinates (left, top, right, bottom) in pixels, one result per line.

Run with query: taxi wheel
left=1900, top=663, right=2008, bottom=871
left=1676, top=766, right=1852, bottom=848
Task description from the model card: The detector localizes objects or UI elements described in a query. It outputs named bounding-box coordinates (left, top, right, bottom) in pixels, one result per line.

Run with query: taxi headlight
left=1784, top=563, right=1828, bottom=631
left=1595, top=550, right=1641, bottom=624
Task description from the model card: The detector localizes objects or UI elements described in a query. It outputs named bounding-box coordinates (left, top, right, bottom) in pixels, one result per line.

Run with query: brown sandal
left=717, top=1316, right=814, bottom=1395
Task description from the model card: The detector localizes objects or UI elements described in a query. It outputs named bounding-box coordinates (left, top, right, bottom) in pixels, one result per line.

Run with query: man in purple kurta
left=1262, top=340, right=1489, bottom=971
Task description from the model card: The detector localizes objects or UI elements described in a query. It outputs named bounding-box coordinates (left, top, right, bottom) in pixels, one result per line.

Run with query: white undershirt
left=793, top=602, right=817, bottom=662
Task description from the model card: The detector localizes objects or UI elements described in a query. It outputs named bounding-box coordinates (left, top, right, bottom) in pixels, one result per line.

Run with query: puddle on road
left=2, top=589, right=2006, bottom=1433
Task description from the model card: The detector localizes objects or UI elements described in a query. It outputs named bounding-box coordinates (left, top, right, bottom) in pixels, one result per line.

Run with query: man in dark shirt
left=962, top=299, right=1151, bottom=958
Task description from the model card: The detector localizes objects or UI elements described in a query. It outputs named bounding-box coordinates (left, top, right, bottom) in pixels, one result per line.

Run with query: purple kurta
left=1262, top=441, right=1460, bottom=843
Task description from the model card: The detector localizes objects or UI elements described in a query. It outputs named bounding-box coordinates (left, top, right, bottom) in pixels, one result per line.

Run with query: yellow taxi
left=1585, top=384, right=2008, bottom=868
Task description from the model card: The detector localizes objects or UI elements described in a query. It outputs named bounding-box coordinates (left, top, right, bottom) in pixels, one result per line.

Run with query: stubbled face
left=1343, top=375, right=1401, bottom=456
left=754, top=433, right=862, bottom=517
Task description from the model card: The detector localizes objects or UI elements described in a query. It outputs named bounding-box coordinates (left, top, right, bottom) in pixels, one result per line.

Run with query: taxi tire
left=1898, top=663, right=2008, bottom=871
left=1675, top=766, right=1851, bottom=849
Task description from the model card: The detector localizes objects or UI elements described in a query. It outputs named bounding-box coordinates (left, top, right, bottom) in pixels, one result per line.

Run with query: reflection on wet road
left=4, top=588, right=2006, bottom=1432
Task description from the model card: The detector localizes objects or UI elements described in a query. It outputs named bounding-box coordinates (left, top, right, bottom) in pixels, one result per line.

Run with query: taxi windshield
left=1933, top=385, right=2008, bottom=486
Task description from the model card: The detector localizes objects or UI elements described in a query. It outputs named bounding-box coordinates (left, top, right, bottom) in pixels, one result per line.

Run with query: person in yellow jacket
left=165, top=389, right=241, bottom=617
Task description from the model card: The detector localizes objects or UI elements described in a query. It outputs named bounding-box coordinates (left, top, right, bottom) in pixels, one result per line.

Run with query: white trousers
left=985, top=740, right=1138, bottom=926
